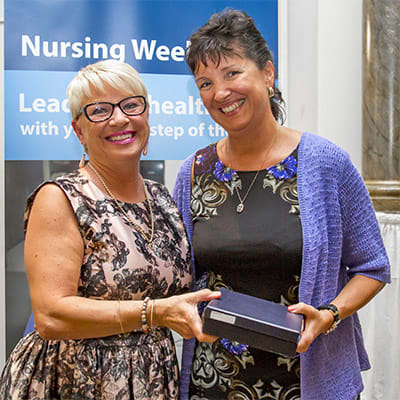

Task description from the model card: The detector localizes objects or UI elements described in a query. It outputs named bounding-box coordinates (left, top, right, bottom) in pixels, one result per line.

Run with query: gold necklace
left=228, top=129, right=278, bottom=214
left=88, top=163, right=154, bottom=247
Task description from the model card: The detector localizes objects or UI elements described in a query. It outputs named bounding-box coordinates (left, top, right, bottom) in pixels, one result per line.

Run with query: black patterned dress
left=0, top=170, right=193, bottom=400
left=189, top=143, right=302, bottom=400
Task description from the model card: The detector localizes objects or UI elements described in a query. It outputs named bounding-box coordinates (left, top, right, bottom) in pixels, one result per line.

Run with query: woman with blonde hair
left=0, top=59, right=220, bottom=400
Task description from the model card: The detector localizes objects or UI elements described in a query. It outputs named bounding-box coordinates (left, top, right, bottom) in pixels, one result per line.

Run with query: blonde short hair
left=67, top=60, right=148, bottom=120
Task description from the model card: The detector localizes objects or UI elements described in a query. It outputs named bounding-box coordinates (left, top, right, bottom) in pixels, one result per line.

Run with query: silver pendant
left=236, top=203, right=244, bottom=213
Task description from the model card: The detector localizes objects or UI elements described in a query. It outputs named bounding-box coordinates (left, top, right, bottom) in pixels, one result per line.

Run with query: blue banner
left=5, top=0, right=278, bottom=160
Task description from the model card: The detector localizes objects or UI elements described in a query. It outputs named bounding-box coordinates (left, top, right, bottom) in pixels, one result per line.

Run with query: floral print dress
left=0, top=170, right=193, bottom=400
left=189, top=143, right=302, bottom=400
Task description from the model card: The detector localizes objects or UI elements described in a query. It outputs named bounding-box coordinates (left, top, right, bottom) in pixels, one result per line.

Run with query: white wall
left=164, top=160, right=183, bottom=193
left=286, top=0, right=318, bottom=134
left=317, top=0, right=363, bottom=171
left=287, top=0, right=362, bottom=171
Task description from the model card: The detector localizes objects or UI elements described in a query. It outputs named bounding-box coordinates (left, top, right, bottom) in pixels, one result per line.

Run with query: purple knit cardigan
left=173, top=132, right=391, bottom=400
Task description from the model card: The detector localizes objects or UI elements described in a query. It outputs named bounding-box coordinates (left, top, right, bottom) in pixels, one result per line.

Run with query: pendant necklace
left=88, top=163, right=154, bottom=248
left=233, top=170, right=260, bottom=214
left=227, top=128, right=278, bottom=214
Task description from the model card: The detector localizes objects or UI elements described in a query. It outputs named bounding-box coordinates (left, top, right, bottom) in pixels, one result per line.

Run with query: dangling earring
left=142, top=143, right=148, bottom=156
left=268, top=87, right=275, bottom=98
left=79, top=152, right=86, bottom=168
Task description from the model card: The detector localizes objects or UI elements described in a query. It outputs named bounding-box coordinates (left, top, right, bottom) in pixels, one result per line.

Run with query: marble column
left=363, top=0, right=400, bottom=212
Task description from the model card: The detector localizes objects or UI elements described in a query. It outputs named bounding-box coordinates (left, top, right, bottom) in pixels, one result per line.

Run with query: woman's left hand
left=288, top=303, right=334, bottom=353
left=288, top=276, right=386, bottom=353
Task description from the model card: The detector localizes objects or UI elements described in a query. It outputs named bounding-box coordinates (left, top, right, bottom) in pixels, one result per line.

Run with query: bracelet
left=117, top=299, right=125, bottom=334
left=141, top=297, right=151, bottom=333
left=317, top=303, right=341, bottom=335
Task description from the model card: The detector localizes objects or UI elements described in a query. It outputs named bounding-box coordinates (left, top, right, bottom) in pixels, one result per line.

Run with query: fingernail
left=288, top=306, right=295, bottom=311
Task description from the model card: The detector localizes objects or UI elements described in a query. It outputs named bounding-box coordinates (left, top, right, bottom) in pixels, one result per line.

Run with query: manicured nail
left=288, top=306, right=295, bottom=311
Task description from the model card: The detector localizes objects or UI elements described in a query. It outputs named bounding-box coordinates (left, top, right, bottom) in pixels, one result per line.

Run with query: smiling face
left=194, top=53, right=275, bottom=137
left=72, top=84, right=149, bottom=165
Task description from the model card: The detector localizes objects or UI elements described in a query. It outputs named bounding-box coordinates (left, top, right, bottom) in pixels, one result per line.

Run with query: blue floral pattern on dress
left=191, top=145, right=300, bottom=220
left=214, top=160, right=236, bottom=182
left=194, top=145, right=217, bottom=174
left=221, top=338, right=249, bottom=355
left=267, top=155, right=297, bottom=180
left=199, top=150, right=297, bottom=183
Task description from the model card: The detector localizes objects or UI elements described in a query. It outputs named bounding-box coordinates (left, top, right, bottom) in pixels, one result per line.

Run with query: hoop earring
left=268, top=87, right=275, bottom=98
left=79, top=152, right=86, bottom=168
left=142, top=143, right=148, bottom=156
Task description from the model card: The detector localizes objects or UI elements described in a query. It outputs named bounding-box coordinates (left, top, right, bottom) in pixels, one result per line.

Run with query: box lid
left=204, top=288, right=303, bottom=342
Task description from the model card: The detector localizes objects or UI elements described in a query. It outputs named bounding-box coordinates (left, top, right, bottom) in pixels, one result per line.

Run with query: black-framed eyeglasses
left=78, top=95, right=147, bottom=123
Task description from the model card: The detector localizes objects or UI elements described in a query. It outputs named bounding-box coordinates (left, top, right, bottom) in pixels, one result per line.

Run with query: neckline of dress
left=214, top=142, right=299, bottom=174
left=77, top=168, right=150, bottom=207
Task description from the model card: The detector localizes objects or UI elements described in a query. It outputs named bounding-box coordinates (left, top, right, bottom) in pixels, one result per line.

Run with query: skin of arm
left=289, top=275, right=385, bottom=353
left=25, top=183, right=220, bottom=341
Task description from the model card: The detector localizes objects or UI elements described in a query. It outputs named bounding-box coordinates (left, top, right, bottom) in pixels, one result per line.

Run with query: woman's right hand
left=153, top=289, right=221, bottom=342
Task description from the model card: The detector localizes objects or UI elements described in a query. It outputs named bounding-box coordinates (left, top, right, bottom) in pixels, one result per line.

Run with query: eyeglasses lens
left=86, top=104, right=113, bottom=122
left=120, top=97, right=146, bottom=115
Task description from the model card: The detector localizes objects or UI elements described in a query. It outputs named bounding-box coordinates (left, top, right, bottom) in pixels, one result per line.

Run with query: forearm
left=35, top=289, right=222, bottom=342
left=35, top=296, right=144, bottom=340
left=330, top=274, right=385, bottom=321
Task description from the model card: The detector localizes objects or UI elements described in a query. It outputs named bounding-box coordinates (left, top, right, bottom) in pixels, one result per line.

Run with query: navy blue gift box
left=203, top=287, right=304, bottom=357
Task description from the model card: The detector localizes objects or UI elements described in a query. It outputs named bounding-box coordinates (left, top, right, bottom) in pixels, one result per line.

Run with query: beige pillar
left=363, top=0, right=400, bottom=211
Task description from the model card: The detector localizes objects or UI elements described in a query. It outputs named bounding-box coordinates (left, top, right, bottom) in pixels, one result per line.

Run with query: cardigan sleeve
left=172, top=163, right=186, bottom=213
left=172, top=152, right=196, bottom=242
left=173, top=153, right=194, bottom=211
left=172, top=153, right=197, bottom=400
left=339, top=154, right=391, bottom=283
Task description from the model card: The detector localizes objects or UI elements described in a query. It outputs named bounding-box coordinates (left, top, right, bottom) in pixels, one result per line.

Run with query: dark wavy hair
left=186, top=8, right=286, bottom=124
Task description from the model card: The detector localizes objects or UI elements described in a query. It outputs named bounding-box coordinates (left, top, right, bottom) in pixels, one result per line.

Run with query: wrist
left=317, top=303, right=341, bottom=335
left=151, top=298, right=168, bottom=328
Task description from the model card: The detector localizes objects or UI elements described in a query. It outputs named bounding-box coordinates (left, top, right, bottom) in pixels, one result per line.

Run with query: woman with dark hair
left=173, top=9, right=390, bottom=400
